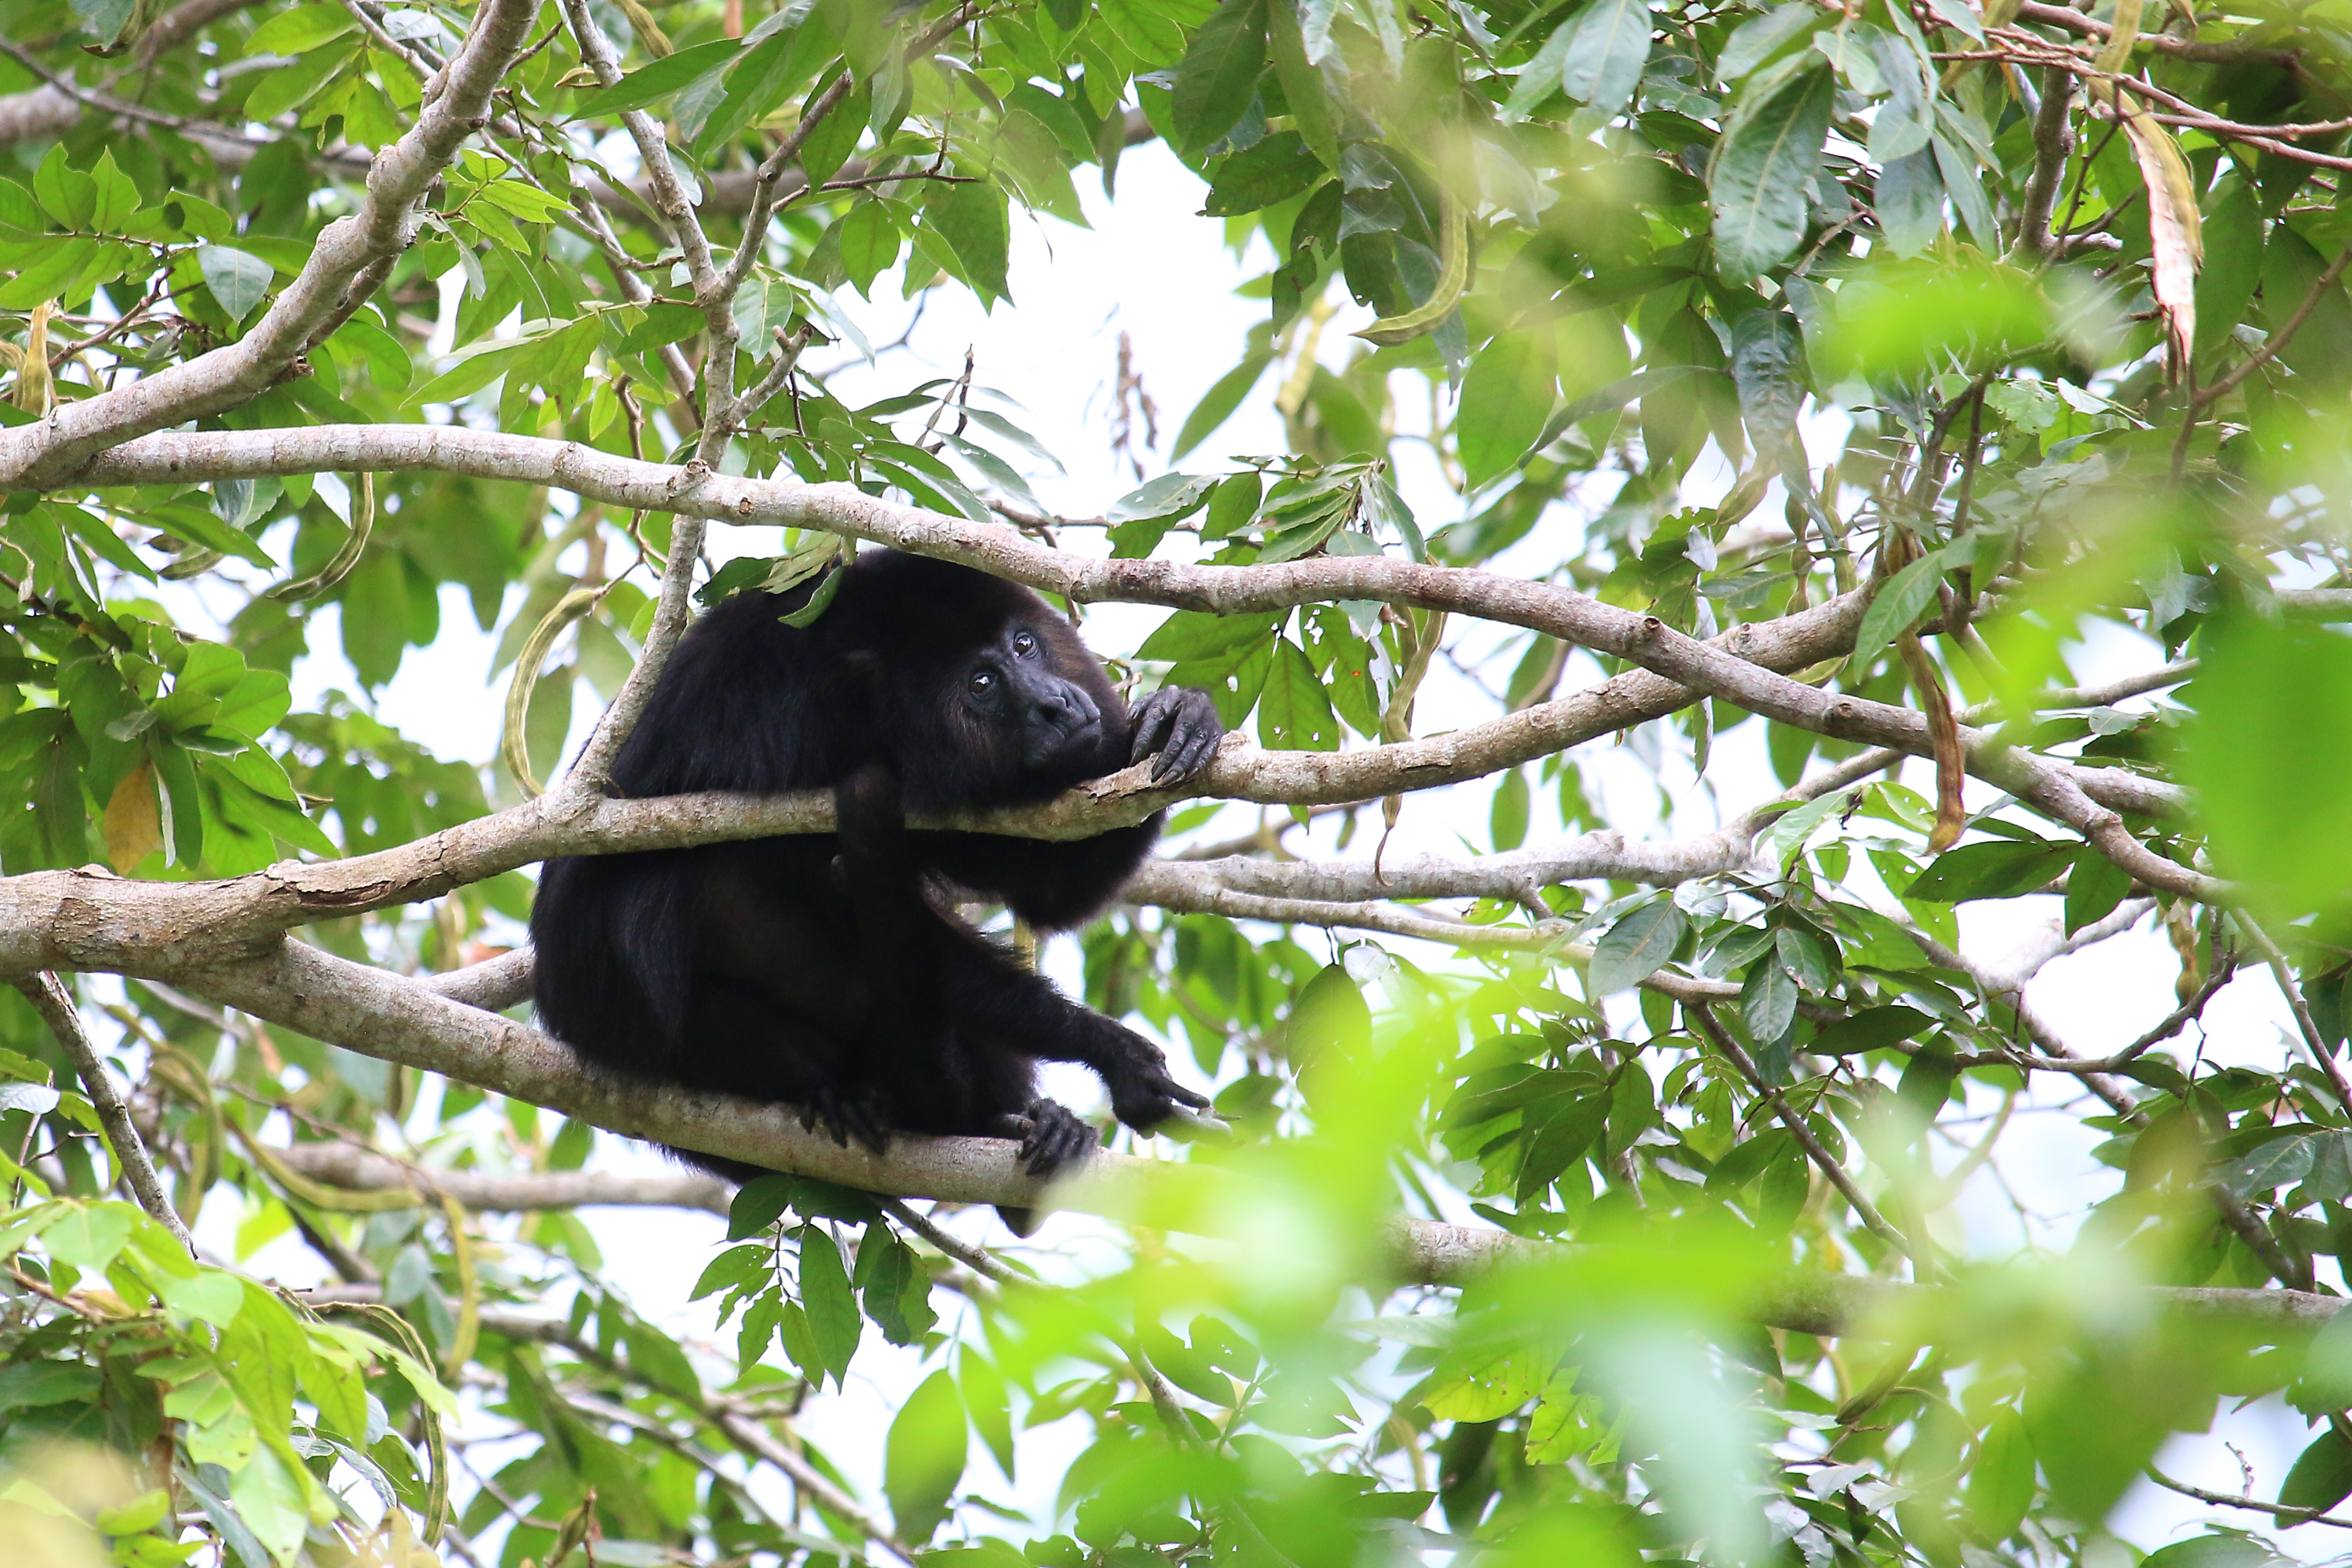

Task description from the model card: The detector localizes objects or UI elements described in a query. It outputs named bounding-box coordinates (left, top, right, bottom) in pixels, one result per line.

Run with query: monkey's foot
left=795, top=1086, right=892, bottom=1156
left=994, top=1098, right=1098, bottom=1178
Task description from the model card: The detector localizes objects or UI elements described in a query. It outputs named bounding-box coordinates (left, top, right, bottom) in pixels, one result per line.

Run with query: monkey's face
left=959, top=622, right=1106, bottom=778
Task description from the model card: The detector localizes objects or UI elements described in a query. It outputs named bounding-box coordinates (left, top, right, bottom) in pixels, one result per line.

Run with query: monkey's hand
left=1127, top=685, right=1224, bottom=783
left=993, top=1098, right=1099, bottom=1178
left=1102, top=1038, right=1213, bottom=1131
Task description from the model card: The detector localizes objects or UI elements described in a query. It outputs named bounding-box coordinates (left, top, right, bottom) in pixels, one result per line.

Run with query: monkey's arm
left=833, top=760, right=959, bottom=1060
left=918, top=821, right=1162, bottom=931
left=932, top=937, right=1210, bottom=1131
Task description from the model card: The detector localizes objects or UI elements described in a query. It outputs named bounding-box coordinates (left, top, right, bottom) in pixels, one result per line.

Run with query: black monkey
left=530, top=548, right=1221, bottom=1220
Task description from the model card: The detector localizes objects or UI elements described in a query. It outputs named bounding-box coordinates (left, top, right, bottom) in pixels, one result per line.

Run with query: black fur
left=530, top=548, right=1220, bottom=1224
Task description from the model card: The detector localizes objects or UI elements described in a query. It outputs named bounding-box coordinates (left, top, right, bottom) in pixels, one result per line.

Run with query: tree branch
left=145, top=932, right=2352, bottom=1340
left=270, top=1142, right=732, bottom=1215
left=16, top=972, right=192, bottom=1251
left=2013, top=66, right=2078, bottom=260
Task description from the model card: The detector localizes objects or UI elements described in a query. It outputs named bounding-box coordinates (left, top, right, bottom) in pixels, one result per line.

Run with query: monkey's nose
left=1034, top=683, right=1099, bottom=734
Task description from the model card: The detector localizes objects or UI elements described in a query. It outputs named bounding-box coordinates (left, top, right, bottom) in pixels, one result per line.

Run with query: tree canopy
left=4, top=1, right=2352, bottom=1567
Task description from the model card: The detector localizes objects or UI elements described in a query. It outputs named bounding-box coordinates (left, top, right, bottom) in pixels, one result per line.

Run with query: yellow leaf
left=102, top=764, right=160, bottom=873
left=11, top=301, right=52, bottom=417
left=2092, top=0, right=2144, bottom=77
left=2118, top=94, right=2202, bottom=377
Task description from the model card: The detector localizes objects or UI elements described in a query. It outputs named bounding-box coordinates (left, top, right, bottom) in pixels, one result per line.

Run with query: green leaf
left=1288, top=962, right=1371, bottom=1063
left=42, top=1203, right=131, bottom=1272
left=1809, top=1006, right=1932, bottom=1055
left=959, top=1348, right=1016, bottom=1479
left=243, top=37, right=353, bottom=123
left=1501, top=20, right=1579, bottom=121
left=1966, top=1410, right=2038, bottom=1540
left=885, top=1369, right=969, bottom=1543
left=2064, top=846, right=2134, bottom=935
left=1850, top=549, right=1947, bottom=669
left=1874, top=147, right=1946, bottom=257
left=197, top=246, right=273, bottom=322
left=32, top=146, right=94, bottom=230
left=2182, top=613, right=2352, bottom=919
left=1096, top=0, right=1191, bottom=63
left=0, top=1359, right=100, bottom=1413
left=1559, top=0, right=1653, bottom=125
left=1258, top=638, right=1340, bottom=750
left=839, top=200, right=903, bottom=296
left=922, top=181, right=1011, bottom=305
left=244, top=2, right=359, bottom=56
left=1729, top=309, right=1806, bottom=451
left=1423, top=1344, right=1560, bottom=1422
left=797, top=1225, right=862, bottom=1387
left=1708, top=66, right=1836, bottom=282
left=226, top=1445, right=308, bottom=1565
left=1589, top=900, right=1686, bottom=995
left=569, top=39, right=741, bottom=119
left=1204, top=131, right=1325, bottom=216
left=1174, top=0, right=1268, bottom=157
left=692, top=1243, right=771, bottom=1301
left=1905, top=839, right=2077, bottom=903
left=1268, top=0, right=1339, bottom=168
left=1491, top=767, right=1529, bottom=851
left=1741, top=957, right=1798, bottom=1042
left=1109, top=472, right=1218, bottom=526
left=1137, top=608, right=1278, bottom=664
left=800, top=78, right=870, bottom=187
left=1457, top=327, right=1558, bottom=489
left=2227, top=1132, right=2315, bottom=1197
left=1173, top=351, right=1273, bottom=459
left=2283, top=1430, right=2352, bottom=1513
left=87, top=150, right=137, bottom=233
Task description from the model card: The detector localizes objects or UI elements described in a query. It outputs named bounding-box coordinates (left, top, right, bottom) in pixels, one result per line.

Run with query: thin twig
left=15, top=973, right=193, bottom=1253
left=2146, top=1464, right=2352, bottom=1528
left=2239, top=914, right=2352, bottom=1110
left=1684, top=1001, right=1924, bottom=1271
left=2195, top=247, right=2352, bottom=407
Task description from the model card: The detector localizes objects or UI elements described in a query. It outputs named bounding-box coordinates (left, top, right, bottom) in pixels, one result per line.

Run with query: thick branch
left=61, top=425, right=2193, bottom=831
left=2013, top=67, right=2078, bottom=260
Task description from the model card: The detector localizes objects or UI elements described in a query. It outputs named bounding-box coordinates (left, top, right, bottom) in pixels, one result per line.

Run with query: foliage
left=2, top=1, right=2352, bottom=1567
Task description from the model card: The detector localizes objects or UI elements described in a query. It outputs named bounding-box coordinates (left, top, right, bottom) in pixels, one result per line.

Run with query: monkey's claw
left=796, top=1086, right=892, bottom=1155
left=1107, top=1061, right=1213, bottom=1132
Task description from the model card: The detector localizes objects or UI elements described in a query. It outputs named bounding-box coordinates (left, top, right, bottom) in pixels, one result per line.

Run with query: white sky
left=184, top=140, right=2332, bottom=1557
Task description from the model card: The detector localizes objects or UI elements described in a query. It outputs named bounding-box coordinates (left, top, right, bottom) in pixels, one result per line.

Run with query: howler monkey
left=530, top=548, right=1221, bottom=1212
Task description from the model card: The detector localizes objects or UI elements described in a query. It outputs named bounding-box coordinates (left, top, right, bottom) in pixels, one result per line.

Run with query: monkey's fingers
left=1152, top=723, right=1223, bottom=783
left=1126, top=691, right=1183, bottom=765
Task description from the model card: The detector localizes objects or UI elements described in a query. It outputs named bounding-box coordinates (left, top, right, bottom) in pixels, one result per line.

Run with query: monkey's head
left=831, top=550, right=1129, bottom=813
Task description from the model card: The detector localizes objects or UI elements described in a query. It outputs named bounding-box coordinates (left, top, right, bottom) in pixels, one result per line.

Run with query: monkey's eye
left=1012, top=631, right=1037, bottom=656
left=968, top=669, right=997, bottom=696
